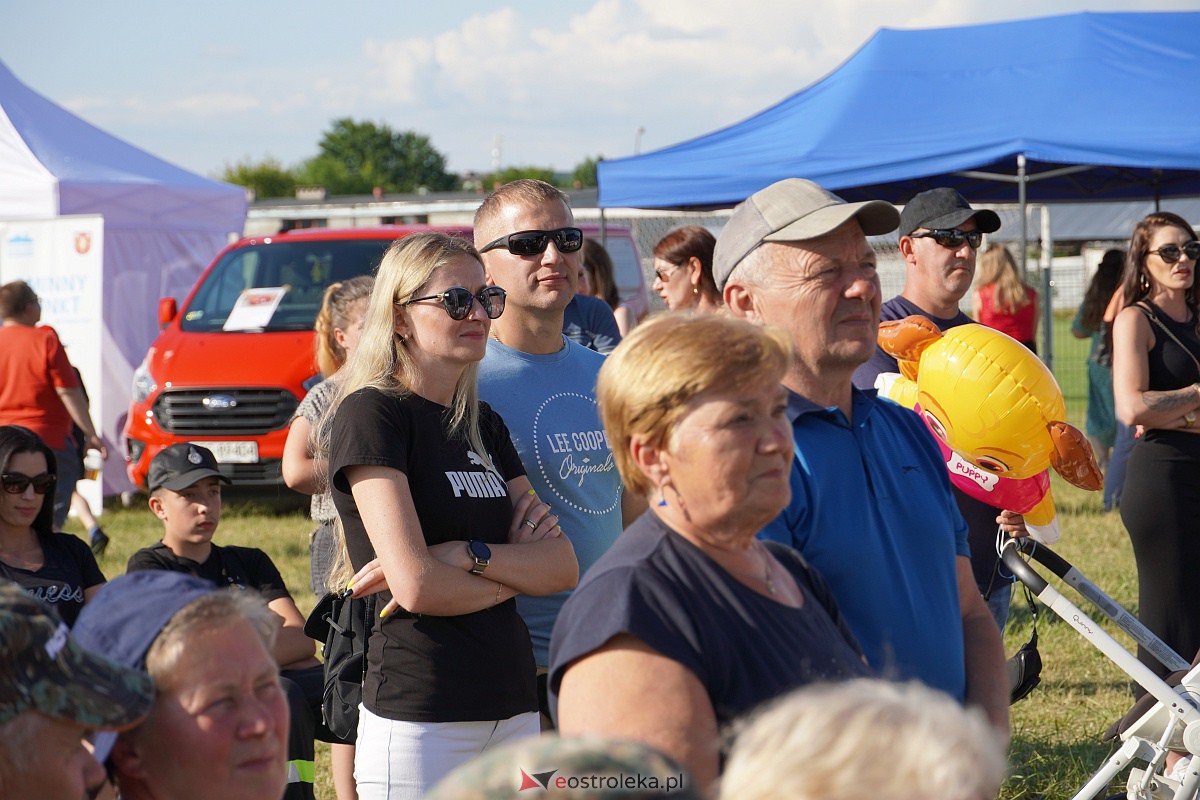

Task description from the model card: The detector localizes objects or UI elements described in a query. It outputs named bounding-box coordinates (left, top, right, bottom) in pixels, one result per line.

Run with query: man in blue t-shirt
left=716, top=178, right=1009, bottom=736
left=473, top=180, right=645, bottom=708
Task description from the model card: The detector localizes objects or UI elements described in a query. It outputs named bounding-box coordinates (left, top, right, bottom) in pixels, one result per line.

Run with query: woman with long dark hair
left=1112, top=212, right=1200, bottom=678
left=0, top=424, right=104, bottom=624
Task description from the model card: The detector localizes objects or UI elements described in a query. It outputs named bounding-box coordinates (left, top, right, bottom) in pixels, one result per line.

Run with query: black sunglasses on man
left=479, top=227, right=584, bottom=256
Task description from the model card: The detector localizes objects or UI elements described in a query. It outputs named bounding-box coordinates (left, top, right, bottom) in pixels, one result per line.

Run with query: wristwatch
left=467, top=540, right=492, bottom=575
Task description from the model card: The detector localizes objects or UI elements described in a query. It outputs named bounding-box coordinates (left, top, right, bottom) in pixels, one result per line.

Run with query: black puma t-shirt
left=330, top=387, right=537, bottom=723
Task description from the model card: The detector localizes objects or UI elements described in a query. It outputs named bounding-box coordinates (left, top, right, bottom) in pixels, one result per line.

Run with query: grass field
left=72, top=319, right=1138, bottom=799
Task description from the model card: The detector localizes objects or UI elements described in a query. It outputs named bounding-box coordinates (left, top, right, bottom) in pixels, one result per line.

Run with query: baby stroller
left=1002, top=538, right=1200, bottom=800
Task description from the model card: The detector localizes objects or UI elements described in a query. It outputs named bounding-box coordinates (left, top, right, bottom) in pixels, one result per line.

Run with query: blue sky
left=2, top=0, right=1193, bottom=179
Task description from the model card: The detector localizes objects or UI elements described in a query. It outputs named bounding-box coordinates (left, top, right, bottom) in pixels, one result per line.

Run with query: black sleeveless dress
left=1120, top=301, right=1200, bottom=679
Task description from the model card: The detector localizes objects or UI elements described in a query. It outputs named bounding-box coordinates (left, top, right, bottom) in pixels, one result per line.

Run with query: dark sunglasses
left=1, top=471, right=56, bottom=495
left=479, top=227, right=584, bottom=256
left=403, top=286, right=506, bottom=321
left=910, top=228, right=985, bottom=250
left=1150, top=241, right=1200, bottom=264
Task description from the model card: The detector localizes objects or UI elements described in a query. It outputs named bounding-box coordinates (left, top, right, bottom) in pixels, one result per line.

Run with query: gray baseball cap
left=713, top=178, right=899, bottom=290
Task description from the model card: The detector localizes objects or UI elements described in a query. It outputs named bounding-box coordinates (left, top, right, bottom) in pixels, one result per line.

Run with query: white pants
left=355, top=705, right=540, bottom=800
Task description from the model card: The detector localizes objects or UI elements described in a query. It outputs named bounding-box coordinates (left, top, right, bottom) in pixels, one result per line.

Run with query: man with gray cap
left=853, top=187, right=1024, bottom=634
left=718, top=178, right=1008, bottom=734
left=0, top=579, right=154, bottom=800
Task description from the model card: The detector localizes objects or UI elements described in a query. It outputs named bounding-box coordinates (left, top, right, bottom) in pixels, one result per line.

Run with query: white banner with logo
left=0, top=215, right=105, bottom=515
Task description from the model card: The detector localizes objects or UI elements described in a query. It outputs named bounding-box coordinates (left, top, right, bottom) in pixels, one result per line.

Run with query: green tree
left=571, top=155, right=602, bottom=188
left=298, top=119, right=456, bottom=195
left=220, top=158, right=297, bottom=199
left=486, top=166, right=558, bottom=187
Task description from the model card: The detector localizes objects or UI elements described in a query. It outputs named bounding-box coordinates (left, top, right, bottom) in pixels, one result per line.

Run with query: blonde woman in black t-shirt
left=319, top=233, right=578, bottom=800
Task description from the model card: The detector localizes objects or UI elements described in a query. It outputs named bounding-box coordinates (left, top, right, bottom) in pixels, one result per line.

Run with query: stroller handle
left=1001, top=538, right=1191, bottom=674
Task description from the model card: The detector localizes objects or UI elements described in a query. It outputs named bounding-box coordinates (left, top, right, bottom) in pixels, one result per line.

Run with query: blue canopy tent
left=597, top=10, right=1200, bottom=369
left=598, top=11, right=1200, bottom=210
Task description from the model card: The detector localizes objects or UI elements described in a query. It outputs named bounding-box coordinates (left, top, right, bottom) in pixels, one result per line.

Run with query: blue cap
left=73, top=571, right=219, bottom=761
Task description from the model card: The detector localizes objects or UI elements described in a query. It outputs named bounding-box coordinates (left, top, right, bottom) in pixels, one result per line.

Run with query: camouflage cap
left=426, top=734, right=703, bottom=799
left=0, top=581, right=154, bottom=729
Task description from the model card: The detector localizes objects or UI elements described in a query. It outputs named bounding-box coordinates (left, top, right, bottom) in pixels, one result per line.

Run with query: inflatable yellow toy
left=873, top=316, right=1103, bottom=543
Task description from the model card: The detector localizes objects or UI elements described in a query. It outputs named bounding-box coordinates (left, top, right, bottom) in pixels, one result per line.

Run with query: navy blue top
left=548, top=512, right=868, bottom=728
left=0, top=532, right=104, bottom=626
left=562, top=294, right=621, bottom=355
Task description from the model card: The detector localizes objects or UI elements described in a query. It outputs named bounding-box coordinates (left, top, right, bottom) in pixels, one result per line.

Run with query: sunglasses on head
left=403, top=286, right=507, bottom=321
left=479, top=227, right=584, bottom=256
left=910, top=228, right=985, bottom=250
left=1, top=472, right=56, bottom=495
left=1150, top=241, right=1200, bottom=265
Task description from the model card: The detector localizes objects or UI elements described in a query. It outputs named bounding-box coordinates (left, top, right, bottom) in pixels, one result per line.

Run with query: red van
left=123, top=223, right=647, bottom=490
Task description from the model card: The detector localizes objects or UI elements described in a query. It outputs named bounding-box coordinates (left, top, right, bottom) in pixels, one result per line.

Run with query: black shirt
left=330, top=387, right=537, bottom=723
left=126, top=542, right=292, bottom=603
left=1, top=532, right=104, bottom=626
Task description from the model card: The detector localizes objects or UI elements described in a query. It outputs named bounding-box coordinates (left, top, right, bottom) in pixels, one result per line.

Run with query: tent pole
left=1040, top=205, right=1053, bottom=373
left=1018, top=154, right=1028, bottom=276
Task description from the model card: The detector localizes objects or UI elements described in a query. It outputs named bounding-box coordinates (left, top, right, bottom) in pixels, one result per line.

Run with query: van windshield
left=180, top=239, right=392, bottom=332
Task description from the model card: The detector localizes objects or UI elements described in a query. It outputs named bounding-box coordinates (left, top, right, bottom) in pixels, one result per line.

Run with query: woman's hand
left=508, top=490, right=563, bottom=544
left=347, top=558, right=389, bottom=598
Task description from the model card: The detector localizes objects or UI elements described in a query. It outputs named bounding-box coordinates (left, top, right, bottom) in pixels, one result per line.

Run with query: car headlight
left=131, top=361, right=158, bottom=404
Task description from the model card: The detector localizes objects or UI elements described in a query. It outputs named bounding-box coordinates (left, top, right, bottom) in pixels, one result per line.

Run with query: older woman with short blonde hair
left=549, top=314, right=869, bottom=792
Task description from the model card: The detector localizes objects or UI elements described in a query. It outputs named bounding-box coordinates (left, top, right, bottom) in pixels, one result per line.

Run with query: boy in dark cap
left=126, top=443, right=327, bottom=800
left=0, top=579, right=153, bottom=800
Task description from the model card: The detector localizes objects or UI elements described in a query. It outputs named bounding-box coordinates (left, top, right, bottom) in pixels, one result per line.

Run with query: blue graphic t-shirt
left=479, top=337, right=625, bottom=665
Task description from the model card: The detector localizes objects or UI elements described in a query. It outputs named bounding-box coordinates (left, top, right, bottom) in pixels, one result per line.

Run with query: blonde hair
left=316, top=233, right=491, bottom=585
left=596, top=314, right=790, bottom=496
left=314, top=276, right=374, bottom=377
left=144, top=590, right=276, bottom=686
left=976, top=243, right=1032, bottom=313
left=719, top=679, right=1007, bottom=800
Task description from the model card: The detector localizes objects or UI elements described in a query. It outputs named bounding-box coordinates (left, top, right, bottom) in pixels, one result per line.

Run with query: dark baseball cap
left=0, top=580, right=154, bottom=730
left=72, top=571, right=219, bottom=761
left=713, top=178, right=899, bottom=291
left=898, top=187, right=1001, bottom=237
left=148, top=443, right=232, bottom=492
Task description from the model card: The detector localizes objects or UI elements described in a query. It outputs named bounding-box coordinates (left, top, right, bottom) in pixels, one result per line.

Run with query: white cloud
left=30, top=0, right=1200, bottom=175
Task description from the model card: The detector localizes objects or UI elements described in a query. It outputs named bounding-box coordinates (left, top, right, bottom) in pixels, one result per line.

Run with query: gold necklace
left=757, top=542, right=777, bottom=595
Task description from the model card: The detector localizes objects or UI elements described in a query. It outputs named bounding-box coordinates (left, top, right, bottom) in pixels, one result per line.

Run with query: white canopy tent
left=0, top=59, right=246, bottom=495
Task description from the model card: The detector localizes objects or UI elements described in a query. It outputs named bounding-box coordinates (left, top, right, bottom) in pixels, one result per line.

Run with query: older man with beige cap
left=719, top=178, right=1009, bottom=735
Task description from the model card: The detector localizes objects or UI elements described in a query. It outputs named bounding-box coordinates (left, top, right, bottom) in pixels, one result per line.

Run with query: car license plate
left=194, top=440, right=258, bottom=464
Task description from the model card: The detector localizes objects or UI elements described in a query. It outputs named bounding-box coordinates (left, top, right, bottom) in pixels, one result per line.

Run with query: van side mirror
left=158, top=298, right=178, bottom=328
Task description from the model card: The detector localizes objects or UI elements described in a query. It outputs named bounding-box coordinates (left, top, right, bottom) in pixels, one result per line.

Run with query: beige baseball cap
left=713, top=178, right=899, bottom=290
